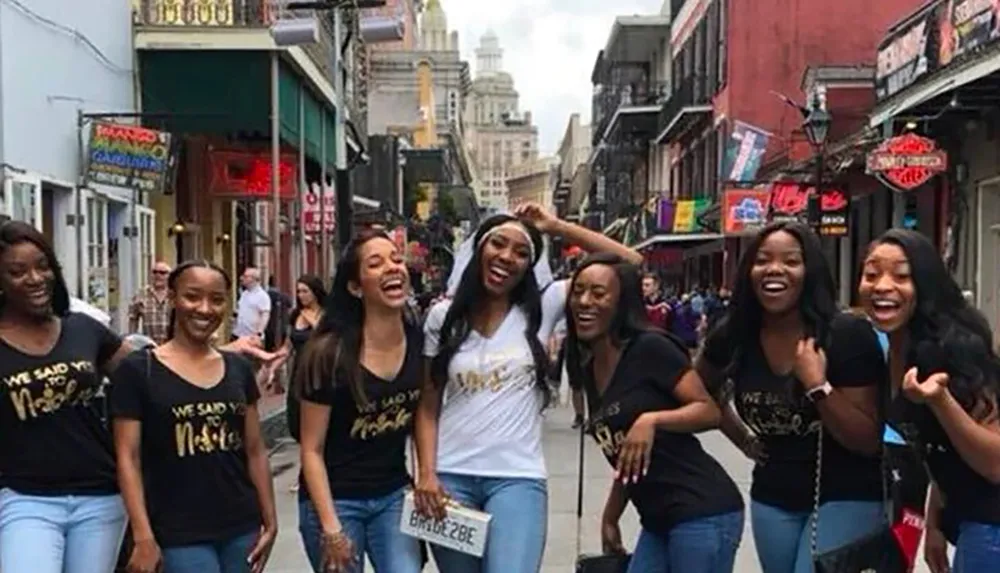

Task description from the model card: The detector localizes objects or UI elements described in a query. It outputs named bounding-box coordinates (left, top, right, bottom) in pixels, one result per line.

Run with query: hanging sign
left=769, top=182, right=810, bottom=223
left=866, top=133, right=948, bottom=191
left=818, top=189, right=850, bottom=236
left=723, top=188, right=772, bottom=235
left=208, top=151, right=299, bottom=200
left=85, top=122, right=175, bottom=193
left=302, top=181, right=335, bottom=234
left=875, top=8, right=936, bottom=99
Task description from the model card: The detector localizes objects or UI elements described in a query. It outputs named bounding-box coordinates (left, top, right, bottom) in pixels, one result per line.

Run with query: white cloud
left=441, top=0, right=664, bottom=154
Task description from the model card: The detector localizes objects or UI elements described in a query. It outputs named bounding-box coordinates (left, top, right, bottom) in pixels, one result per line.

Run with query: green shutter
left=324, top=108, right=337, bottom=171
left=278, top=62, right=300, bottom=143
left=302, top=90, right=322, bottom=163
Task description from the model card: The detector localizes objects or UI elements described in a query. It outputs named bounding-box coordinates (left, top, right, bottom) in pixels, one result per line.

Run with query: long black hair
left=704, top=221, right=838, bottom=392
left=875, top=229, right=1000, bottom=416
left=0, top=221, right=71, bottom=318
left=290, top=274, right=327, bottom=325
left=295, top=229, right=408, bottom=410
left=564, top=253, right=688, bottom=396
left=164, top=260, right=232, bottom=341
left=429, top=214, right=552, bottom=407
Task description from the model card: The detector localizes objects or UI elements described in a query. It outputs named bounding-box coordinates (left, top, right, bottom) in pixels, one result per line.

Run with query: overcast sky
left=442, top=0, right=665, bottom=155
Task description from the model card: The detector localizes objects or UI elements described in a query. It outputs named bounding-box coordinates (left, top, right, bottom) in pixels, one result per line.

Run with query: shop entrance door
left=978, top=182, right=1000, bottom=338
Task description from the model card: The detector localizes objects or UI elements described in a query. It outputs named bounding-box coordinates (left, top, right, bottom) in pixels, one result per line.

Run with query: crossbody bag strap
left=575, top=392, right=587, bottom=558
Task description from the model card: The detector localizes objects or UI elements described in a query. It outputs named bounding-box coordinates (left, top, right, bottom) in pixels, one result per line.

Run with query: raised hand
left=902, top=366, right=950, bottom=404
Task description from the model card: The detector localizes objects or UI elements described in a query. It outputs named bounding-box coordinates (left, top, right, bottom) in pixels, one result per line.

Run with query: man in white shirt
left=233, top=267, right=271, bottom=341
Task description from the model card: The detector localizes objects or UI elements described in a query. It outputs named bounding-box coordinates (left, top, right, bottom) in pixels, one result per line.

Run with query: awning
left=870, top=42, right=1000, bottom=126
left=633, top=232, right=723, bottom=251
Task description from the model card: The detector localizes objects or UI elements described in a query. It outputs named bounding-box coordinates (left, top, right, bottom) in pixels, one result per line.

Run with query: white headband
left=476, top=221, right=536, bottom=262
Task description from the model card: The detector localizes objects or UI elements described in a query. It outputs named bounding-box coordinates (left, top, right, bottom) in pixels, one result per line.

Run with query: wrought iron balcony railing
left=136, top=0, right=337, bottom=86
left=593, top=80, right=669, bottom=145
left=657, top=74, right=712, bottom=141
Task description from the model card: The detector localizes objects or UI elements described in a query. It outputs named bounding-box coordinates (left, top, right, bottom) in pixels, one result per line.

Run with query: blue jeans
left=299, top=486, right=422, bottom=573
left=0, top=488, right=126, bottom=573
left=751, top=500, right=884, bottom=573
left=954, top=522, right=1000, bottom=573
left=161, top=530, right=257, bottom=573
left=431, top=472, right=548, bottom=573
left=627, top=510, right=744, bottom=573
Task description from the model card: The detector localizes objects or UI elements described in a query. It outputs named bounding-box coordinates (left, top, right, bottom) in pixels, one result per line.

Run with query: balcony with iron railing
left=656, top=74, right=713, bottom=144
left=592, top=79, right=670, bottom=145
left=135, top=0, right=337, bottom=87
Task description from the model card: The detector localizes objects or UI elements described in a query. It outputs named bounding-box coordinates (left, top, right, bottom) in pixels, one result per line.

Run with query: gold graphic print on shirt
left=172, top=402, right=245, bottom=457
left=591, top=402, right=626, bottom=458
left=3, top=361, right=100, bottom=421
left=350, top=389, right=420, bottom=440
left=452, top=363, right=535, bottom=395
left=738, top=390, right=821, bottom=436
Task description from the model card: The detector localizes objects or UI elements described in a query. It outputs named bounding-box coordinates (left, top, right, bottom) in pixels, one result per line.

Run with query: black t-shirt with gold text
left=0, top=312, right=122, bottom=495
left=300, top=324, right=422, bottom=500
left=586, top=332, right=744, bottom=534
left=702, top=313, right=886, bottom=511
left=110, top=350, right=262, bottom=547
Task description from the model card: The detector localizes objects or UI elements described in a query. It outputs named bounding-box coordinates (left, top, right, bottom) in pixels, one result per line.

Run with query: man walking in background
left=234, top=266, right=271, bottom=342
left=127, top=261, right=172, bottom=344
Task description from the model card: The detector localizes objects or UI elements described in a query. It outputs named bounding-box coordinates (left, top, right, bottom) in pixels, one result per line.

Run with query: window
left=136, top=206, right=156, bottom=291
left=707, top=0, right=720, bottom=93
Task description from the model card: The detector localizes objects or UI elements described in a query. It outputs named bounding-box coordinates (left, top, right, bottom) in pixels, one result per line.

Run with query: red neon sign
left=866, top=133, right=947, bottom=191
left=208, top=151, right=298, bottom=201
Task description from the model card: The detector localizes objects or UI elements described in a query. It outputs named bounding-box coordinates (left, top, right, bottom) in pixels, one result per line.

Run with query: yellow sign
left=673, top=200, right=695, bottom=233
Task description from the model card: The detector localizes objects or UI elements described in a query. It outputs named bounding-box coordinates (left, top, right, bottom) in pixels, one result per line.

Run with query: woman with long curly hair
left=859, top=229, right=1000, bottom=572
left=413, top=202, right=641, bottom=572
left=565, top=253, right=744, bottom=572
left=295, top=230, right=424, bottom=573
left=0, top=221, right=132, bottom=573
left=693, top=222, right=887, bottom=573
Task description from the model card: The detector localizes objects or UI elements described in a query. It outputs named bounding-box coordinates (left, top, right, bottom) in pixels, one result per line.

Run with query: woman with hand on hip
left=693, top=222, right=886, bottom=573
left=566, top=253, right=744, bottom=572
left=0, top=221, right=132, bottom=573
left=296, top=230, right=424, bottom=573
left=111, top=260, right=278, bottom=573
left=413, top=202, right=641, bottom=573
left=860, top=229, right=1000, bottom=572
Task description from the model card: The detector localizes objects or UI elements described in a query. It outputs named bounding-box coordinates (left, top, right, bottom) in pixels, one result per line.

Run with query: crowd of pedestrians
left=0, top=202, right=998, bottom=573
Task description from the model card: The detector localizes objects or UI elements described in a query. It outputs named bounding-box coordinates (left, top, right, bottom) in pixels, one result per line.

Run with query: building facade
left=0, top=0, right=152, bottom=330
left=464, top=31, right=539, bottom=212
left=554, top=113, right=592, bottom=220
left=506, top=157, right=557, bottom=207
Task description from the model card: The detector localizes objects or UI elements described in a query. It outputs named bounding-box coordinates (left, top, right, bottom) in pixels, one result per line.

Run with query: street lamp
left=802, top=95, right=831, bottom=230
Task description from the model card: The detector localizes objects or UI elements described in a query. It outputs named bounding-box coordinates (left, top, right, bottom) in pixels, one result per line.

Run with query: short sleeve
left=109, top=352, right=147, bottom=420
left=540, top=280, right=568, bottom=340
left=72, top=313, right=123, bottom=368
left=226, top=353, right=261, bottom=406
left=631, top=333, right=691, bottom=395
left=826, top=314, right=886, bottom=388
left=423, top=300, right=451, bottom=358
left=699, top=319, right=731, bottom=371
left=257, top=292, right=272, bottom=312
left=301, top=372, right=336, bottom=405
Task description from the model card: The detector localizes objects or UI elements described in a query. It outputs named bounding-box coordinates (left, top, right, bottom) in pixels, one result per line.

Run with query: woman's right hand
left=600, top=517, right=625, bottom=554
left=414, top=473, right=449, bottom=521
left=740, top=434, right=767, bottom=464
left=321, top=529, right=356, bottom=572
left=127, top=538, right=162, bottom=573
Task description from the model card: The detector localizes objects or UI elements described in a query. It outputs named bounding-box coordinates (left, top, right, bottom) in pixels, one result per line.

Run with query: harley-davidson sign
left=866, top=133, right=947, bottom=191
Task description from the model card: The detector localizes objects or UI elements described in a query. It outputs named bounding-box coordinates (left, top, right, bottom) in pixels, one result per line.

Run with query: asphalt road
left=265, top=405, right=940, bottom=572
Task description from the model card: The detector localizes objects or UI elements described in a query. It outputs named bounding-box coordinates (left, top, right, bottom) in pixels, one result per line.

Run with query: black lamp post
left=802, top=97, right=831, bottom=229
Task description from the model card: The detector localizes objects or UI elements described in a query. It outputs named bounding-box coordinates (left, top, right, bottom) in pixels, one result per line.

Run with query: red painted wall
left=723, top=0, right=924, bottom=161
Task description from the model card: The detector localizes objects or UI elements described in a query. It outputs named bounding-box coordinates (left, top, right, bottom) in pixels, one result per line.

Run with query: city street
left=265, top=405, right=938, bottom=572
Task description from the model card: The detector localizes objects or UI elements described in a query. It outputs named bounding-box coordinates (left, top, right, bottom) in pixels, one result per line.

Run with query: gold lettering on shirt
left=348, top=389, right=420, bottom=441
left=451, top=364, right=536, bottom=396
left=3, top=361, right=99, bottom=421
left=739, top=390, right=821, bottom=436
left=171, top=401, right=245, bottom=458
left=592, top=421, right=626, bottom=458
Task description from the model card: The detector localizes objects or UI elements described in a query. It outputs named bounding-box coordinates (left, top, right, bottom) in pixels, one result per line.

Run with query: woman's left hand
left=615, top=413, right=656, bottom=484
left=247, top=524, right=277, bottom=573
left=513, top=201, right=559, bottom=233
left=902, top=367, right=950, bottom=404
left=794, top=337, right=828, bottom=391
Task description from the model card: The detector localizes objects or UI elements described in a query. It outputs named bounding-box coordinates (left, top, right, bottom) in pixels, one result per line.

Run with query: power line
left=1, top=0, right=131, bottom=75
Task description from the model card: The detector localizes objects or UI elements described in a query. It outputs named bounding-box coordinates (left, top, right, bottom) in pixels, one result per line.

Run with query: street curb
left=262, top=404, right=290, bottom=452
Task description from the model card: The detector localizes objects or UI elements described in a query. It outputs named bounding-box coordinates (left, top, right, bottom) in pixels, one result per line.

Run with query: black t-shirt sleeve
left=699, top=321, right=730, bottom=370
left=226, top=353, right=261, bottom=406
left=109, top=353, right=148, bottom=420
left=826, top=314, right=886, bottom=388
left=72, top=312, right=123, bottom=368
left=631, top=333, right=692, bottom=396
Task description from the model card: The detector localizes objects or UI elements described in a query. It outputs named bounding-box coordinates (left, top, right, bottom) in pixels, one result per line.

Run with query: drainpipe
left=75, top=110, right=86, bottom=298
left=333, top=9, right=352, bottom=252
left=270, top=51, right=282, bottom=287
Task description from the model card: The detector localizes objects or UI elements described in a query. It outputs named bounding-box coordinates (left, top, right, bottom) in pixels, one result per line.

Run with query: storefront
left=635, top=197, right=724, bottom=291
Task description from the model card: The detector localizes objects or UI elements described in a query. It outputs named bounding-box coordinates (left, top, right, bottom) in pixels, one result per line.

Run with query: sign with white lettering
left=399, top=491, right=491, bottom=557
left=876, top=11, right=935, bottom=99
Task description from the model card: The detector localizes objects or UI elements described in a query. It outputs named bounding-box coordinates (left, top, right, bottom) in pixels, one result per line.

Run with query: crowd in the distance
left=0, top=202, right=997, bottom=573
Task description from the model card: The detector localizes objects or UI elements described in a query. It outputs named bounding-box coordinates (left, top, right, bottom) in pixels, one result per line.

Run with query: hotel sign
left=866, top=133, right=948, bottom=191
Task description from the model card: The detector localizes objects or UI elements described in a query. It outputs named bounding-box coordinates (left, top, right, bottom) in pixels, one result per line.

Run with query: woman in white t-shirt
left=413, top=203, right=641, bottom=572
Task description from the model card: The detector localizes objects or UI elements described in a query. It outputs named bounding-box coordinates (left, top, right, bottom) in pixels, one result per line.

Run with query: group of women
left=0, top=197, right=998, bottom=573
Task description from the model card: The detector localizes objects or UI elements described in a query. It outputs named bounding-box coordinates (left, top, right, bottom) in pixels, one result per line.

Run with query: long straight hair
left=429, top=214, right=552, bottom=408
left=294, top=229, right=408, bottom=410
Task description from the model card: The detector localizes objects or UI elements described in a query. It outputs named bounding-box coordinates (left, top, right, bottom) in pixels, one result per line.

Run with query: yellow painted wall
left=415, top=60, right=438, bottom=220
left=151, top=191, right=177, bottom=265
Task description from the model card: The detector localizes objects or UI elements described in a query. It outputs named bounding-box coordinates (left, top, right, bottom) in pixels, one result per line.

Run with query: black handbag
left=574, top=410, right=631, bottom=572
left=810, top=427, right=907, bottom=573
